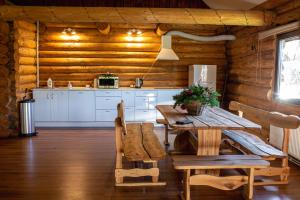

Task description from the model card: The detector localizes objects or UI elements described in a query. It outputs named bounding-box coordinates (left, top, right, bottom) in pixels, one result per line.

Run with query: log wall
left=14, top=20, right=37, bottom=100
left=39, top=23, right=226, bottom=93
left=0, top=21, right=17, bottom=137
left=225, top=0, right=300, bottom=139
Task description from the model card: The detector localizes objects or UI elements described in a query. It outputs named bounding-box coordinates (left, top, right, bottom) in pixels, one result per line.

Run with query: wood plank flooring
left=0, top=129, right=299, bottom=200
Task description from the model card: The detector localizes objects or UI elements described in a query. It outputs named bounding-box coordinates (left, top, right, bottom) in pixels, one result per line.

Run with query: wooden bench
left=172, top=155, right=269, bottom=200
left=115, top=101, right=166, bottom=186
left=223, top=101, right=300, bottom=186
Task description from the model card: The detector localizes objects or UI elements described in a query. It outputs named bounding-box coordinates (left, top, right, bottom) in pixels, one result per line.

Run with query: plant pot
left=185, top=101, right=206, bottom=116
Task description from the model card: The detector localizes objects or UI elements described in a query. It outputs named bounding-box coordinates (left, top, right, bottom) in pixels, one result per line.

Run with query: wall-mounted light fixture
left=62, top=28, right=76, bottom=35
left=125, top=29, right=143, bottom=42
left=61, top=28, right=79, bottom=40
left=127, top=29, right=142, bottom=36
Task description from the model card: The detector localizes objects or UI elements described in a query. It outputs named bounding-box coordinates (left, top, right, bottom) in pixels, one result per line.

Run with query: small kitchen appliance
left=98, top=73, right=119, bottom=89
left=135, top=78, right=143, bottom=88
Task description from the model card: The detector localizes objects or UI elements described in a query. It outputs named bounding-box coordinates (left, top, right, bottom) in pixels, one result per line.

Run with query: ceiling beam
left=0, top=6, right=274, bottom=26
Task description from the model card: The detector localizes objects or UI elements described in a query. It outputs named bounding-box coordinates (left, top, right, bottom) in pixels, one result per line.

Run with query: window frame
left=274, top=29, right=300, bottom=105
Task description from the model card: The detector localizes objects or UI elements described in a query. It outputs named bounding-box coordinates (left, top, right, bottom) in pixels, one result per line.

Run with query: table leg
left=197, top=128, right=222, bottom=175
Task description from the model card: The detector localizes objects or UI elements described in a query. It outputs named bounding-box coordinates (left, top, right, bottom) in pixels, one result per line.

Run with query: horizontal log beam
left=0, top=6, right=273, bottom=26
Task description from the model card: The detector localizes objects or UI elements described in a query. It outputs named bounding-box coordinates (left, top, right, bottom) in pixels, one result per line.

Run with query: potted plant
left=173, top=84, right=220, bottom=115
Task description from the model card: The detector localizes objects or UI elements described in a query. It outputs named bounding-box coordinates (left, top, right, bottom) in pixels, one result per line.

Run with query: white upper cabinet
left=68, top=91, right=95, bottom=121
left=33, top=90, right=51, bottom=122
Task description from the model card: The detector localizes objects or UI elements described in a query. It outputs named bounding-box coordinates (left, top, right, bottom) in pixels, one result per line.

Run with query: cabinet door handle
left=105, top=98, right=110, bottom=100
left=105, top=110, right=110, bottom=112
left=46, top=93, right=49, bottom=99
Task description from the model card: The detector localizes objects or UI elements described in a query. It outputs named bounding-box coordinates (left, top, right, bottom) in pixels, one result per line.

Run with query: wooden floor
left=0, top=129, right=300, bottom=200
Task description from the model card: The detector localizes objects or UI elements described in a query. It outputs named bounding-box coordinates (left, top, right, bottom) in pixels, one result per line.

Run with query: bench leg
left=280, top=158, right=289, bottom=182
left=152, top=162, right=159, bottom=182
left=181, top=169, right=191, bottom=200
left=244, top=168, right=254, bottom=200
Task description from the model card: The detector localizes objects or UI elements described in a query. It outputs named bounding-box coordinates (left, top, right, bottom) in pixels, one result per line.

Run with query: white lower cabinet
left=69, top=91, right=95, bottom=121
left=33, top=90, right=51, bottom=121
left=96, top=110, right=117, bottom=121
left=96, top=97, right=121, bottom=109
left=122, top=91, right=135, bottom=107
left=51, top=91, right=68, bottom=121
left=33, top=88, right=182, bottom=127
left=33, top=90, right=68, bottom=121
left=135, top=110, right=156, bottom=122
left=124, top=107, right=135, bottom=121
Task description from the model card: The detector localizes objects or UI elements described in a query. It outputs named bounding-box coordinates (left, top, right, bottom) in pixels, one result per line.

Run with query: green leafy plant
left=173, top=84, right=220, bottom=109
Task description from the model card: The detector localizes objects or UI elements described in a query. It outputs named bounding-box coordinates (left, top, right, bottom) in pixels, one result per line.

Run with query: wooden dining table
left=156, top=105, right=262, bottom=157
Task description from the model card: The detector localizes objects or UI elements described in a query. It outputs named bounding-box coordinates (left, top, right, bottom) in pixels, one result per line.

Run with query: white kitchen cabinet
left=33, top=88, right=182, bottom=127
left=96, top=96, right=121, bottom=109
left=135, top=110, right=156, bottom=122
left=136, top=90, right=157, bottom=97
left=135, top=97, right=149, bottom=109
left=157, top=90, right=181, bottom=105
left=33, top=90, right=51, bottom=121
left=135, top=96, right=157, bottom=110
left=69, top=91, right=95, bottom=121
left=51, top=91, right=68, bottom=121
left=34, top=90, right=68, bottom=122
left=96, top=110, right=117, bottom=121
left=122, top=91, right=135, bottom=107
left=124, top=107, right=135, bottom=121
left=95, top=90, right=121, bottom=97
left=156, top=90, right=182, bottom=119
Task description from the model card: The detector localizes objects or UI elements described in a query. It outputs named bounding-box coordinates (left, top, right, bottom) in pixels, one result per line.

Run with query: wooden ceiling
left=6, top=0, right=209, bottom=8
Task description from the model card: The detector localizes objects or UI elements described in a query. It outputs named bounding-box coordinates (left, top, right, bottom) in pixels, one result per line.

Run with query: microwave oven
left=98, top=75, right=119, bottom=89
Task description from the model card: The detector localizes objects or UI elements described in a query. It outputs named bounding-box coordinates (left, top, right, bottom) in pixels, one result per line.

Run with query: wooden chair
left=115, top=101, right=166, bottom=186
left=223, top=101, right=300, bottom=186
left=172, top=155, right=269, bottom=200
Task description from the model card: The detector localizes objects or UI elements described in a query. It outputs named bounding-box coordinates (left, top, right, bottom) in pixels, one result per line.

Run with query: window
left=275, top=30, right=300, bottom=104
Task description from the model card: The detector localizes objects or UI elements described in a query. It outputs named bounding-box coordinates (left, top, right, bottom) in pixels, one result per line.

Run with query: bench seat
left=223, top=130, right=287, bottom=159
left=172, top=155, right=269, bottom=200
left=173, top=155, right=270, bottom=170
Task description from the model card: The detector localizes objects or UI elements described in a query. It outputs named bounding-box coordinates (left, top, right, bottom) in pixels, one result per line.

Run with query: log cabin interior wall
left=0, top=20, right=14, bottom=137
left=225, top=0, right=300, bottom=139
left=0, top=20, right=37, bottom=137
left=38, top=23, right=226, bottom=92
left=14, top=20, right=37, bottom=99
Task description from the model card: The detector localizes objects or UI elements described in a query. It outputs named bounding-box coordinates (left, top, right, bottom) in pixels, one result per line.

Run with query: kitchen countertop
left=33, top=87, right=184, bottom=91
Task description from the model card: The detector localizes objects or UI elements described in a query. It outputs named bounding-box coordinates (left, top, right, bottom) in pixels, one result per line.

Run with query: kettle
left=135, top=78, right=143, bottom=88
